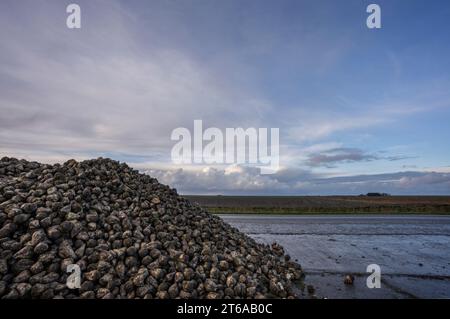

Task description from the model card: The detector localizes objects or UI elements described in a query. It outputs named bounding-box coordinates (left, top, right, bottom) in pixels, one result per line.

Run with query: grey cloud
left=305, top=148, right=417, bottom=168
left=305, top=148, right=378, bottom=167
left=271, top=167, right=319, bottom=183
left=384, top=155, right=418, bottom=162
left=398, top=172, right=450, bottom=187
left=141, top=166, right=450, bottom=196
left=0, top=0, right=275, bottom=163
left=144, top=166, right=287, bottom=195
left=312, top=171, right=450, bottom=195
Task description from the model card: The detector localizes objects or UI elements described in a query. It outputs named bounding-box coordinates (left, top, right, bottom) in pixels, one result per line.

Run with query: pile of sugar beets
left=0, top=157, right=304, bottom=299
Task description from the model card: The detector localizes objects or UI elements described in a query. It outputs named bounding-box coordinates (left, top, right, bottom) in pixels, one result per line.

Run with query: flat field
left=184, top=195, right=450, bottom=214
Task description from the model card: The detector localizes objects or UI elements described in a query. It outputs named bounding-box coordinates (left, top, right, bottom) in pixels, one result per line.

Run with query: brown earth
left=185, top=196, right=450, bottom=214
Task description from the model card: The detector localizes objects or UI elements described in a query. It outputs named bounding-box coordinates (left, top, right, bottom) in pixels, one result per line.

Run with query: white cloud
left=141, top=165, right=450, bottom=196
left=144, top=165, right=286, bottom=194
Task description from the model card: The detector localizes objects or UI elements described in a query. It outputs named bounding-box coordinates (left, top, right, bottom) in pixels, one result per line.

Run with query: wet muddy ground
left=220, top=214, right=450, bottom=298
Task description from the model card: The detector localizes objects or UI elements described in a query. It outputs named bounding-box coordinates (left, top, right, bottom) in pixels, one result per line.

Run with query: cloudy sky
left=1, top=0, right=450, bottom=195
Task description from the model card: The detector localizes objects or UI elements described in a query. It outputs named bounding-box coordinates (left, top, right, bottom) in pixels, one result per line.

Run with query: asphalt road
left=219, top=214, right=450, bottom=299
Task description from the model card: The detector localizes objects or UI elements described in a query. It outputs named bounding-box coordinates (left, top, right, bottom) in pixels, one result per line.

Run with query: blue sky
left=0, top=0, right=449, bottom=194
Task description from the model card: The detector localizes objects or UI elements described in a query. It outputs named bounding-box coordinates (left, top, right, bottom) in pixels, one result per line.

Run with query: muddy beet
left=0, top=157, right=304, bottom=299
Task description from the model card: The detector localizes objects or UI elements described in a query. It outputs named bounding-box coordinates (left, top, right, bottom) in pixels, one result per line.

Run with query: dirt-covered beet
left=0, top=157, right=304, bottom=299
